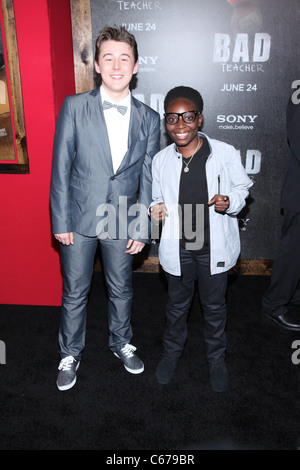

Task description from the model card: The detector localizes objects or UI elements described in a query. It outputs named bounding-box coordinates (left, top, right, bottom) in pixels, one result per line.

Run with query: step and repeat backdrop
left=87, top=0, right=299, bottom=261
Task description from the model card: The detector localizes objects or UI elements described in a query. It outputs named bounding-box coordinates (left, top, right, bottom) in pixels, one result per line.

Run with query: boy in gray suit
left=50, top=26, right=160, bottom=391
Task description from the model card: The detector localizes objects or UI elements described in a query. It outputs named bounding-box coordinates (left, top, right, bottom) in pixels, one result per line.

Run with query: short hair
left=94, top=26, right=138, bottom=64
left=164, top=86, right=204, bottom=113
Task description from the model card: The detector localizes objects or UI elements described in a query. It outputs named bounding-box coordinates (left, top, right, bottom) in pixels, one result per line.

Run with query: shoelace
left=58, top=356, right=76, bottom=371
left=120, top=344, right=136, bottom=357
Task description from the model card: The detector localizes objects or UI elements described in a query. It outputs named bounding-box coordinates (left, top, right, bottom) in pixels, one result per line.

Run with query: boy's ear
left=133, top=61, right=139, bottom=75
left=94, top=60, right=101, bottom=74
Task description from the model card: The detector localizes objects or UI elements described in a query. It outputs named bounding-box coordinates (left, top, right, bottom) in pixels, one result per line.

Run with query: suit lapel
left=128, top=97, right=143, bottom=150
left=88, top=88, right=114, bottom=173
left=116, top=97, right=143, bottom=174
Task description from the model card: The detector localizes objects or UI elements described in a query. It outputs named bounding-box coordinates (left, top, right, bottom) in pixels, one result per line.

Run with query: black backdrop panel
left=90, top=0, right=300, bottom=259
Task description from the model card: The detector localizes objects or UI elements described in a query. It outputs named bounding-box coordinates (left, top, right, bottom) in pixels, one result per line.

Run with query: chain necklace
left=181, top=138, right=201, bottom=173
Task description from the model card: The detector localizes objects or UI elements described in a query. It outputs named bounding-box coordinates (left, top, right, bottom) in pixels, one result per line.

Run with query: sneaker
left=114, top=344, right=144, bottom=374
left=56, top=356, right=80, bottom=391
left=156, top=356, right=178, bottom=384
left=209, top=362, right=228, bottom=392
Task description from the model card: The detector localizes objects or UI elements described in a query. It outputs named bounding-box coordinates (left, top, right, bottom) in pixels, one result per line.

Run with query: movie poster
left=90, top=0, right=300, bottom=259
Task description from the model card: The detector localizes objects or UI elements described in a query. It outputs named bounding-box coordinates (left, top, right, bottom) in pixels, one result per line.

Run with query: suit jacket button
left=110, top=176, right=115, bottom=180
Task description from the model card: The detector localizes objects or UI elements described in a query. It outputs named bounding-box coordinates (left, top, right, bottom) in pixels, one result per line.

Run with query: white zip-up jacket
left=150, top=132, right=253, bottom=276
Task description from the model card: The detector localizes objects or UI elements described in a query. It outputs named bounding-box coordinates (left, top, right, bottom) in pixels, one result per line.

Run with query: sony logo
left=138, top=56, right=159, bottom=65
left=217, top=115, right=258, bottom=123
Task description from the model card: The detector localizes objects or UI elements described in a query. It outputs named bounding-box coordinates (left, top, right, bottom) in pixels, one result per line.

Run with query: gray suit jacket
left=50, top=87, right=160, bottom=242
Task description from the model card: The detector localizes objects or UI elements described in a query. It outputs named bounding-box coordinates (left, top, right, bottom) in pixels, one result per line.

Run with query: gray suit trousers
left=59, top=232, right=133, bottom=360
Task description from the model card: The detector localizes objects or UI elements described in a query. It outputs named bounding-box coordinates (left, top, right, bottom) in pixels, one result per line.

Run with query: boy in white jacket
left=150, top=86, right=253, bottom=391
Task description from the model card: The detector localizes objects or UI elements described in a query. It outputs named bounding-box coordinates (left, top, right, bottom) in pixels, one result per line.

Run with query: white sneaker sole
left=57, top=376, right=77, bottom=391
left=124, top=364, right=144, bottom=374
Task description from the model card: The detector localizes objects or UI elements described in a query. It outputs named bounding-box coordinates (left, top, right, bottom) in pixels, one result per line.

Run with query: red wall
left=0, top=0, right=75, bottom=305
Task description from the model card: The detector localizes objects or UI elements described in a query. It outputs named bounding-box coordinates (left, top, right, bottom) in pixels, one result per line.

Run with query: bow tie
left=103, top=100, right=128, bottom=115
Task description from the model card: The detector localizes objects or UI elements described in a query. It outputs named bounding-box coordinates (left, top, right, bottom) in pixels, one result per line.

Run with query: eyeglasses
left=164, top=110, right=200, bottom=125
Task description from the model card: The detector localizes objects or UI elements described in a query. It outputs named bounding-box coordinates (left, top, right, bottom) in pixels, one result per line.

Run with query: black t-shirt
left=178, top=137, right=210, bottom=253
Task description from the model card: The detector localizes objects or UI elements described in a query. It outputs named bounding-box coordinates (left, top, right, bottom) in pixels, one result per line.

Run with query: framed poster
left=0, top=0, right=29, bottom=173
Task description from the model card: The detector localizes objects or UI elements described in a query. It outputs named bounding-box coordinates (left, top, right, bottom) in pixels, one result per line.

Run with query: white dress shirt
left=101, top=86, right=131, bottom=173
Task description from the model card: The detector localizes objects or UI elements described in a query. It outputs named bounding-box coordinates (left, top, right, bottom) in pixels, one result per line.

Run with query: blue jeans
left=59, top=232, right=133, bottom=360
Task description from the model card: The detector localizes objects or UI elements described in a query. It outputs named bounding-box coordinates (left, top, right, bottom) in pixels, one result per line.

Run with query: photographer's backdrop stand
left=70, top=0, right=300, bottom=274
